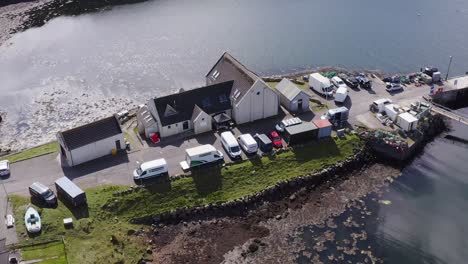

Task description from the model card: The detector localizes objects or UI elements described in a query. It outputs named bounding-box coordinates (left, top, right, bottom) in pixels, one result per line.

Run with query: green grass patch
left=109, top=135, right=361, bottom=220
left=11, top=135, right=360, bottom=263
left=10, top=186, right=146, bottom=264
left=21, top=241, right=67, bottom=264
left=267, top=80, right=308, bottom=90
left=5, top=142, right=58, bottom=163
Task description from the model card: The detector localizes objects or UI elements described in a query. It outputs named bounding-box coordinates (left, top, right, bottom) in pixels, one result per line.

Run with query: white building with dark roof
left=275, top=78, right=310, bottom=112
left=206, top=52, right=279, bottom=124
left=57, top=116, right=124, bottom=167
left=146, top=80, right=234, bottom=138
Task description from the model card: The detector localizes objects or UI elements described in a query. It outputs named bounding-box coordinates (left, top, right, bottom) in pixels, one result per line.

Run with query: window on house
left=211, top=70, right=220, bottom=80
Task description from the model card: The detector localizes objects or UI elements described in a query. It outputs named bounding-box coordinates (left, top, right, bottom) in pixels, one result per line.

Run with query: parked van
left=309, top=73, right=335, bottom=97
left=29, top=182, right=57, bottom=206
left=133, top=158, right=168, bottom=181
left=180, top=144, right=224, bottom=171
left=321, top=107, right=349, bottom=127
left=237, top=134, right=258, bottom=155
left=55, top=177, right=87, bottom=207
left=334, top=86, right=348, bottom=103
left=220, top=131, right=242, bottom=159
left=254, top=134, right=273, bottom=153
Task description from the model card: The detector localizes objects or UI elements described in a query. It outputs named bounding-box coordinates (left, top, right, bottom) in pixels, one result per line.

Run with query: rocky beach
left=147, top=163, right=401, bottom=263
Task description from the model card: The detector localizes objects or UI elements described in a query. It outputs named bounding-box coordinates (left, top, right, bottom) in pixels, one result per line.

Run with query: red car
left=269, top=131, right=283, bottom=148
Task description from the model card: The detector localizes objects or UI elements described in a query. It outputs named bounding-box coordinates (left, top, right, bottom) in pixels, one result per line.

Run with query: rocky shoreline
left=0, top=0, right=149, bottom=46
left=133, top=116, right=448, bottom=263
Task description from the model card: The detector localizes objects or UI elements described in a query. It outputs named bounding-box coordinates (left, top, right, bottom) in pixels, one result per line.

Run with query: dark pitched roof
left=154, top=80, right=234, bottom=126
left=60, top=116, right=122, bottom=150
left=206, top=52, right=260, bottom=103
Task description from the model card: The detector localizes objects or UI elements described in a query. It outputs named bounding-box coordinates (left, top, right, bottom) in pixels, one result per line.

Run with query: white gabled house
left=57, top=116, right=124, bottom=167
left=275, top=78, right=310, bottom=112
left=146, top=81, right=234, bottom=138
left=139, top=52, right=280, bottom=139
left=206, top=52, right=279, bottom=125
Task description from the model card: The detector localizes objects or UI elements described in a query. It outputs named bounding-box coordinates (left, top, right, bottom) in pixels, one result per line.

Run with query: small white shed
left=275, top=78, right=310, bottom=112
left=397, top=112, right=418, bottom=131
left=57, top=116, right=124, bottom=167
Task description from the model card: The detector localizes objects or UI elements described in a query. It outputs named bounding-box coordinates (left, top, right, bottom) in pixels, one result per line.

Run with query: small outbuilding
left=57, top=116, right=124, bottom=167
left=275, top=78, right=310, bottom=112
left=313, top=119, right=333, bottom=138
left=284, top=122, right=318, bottom=145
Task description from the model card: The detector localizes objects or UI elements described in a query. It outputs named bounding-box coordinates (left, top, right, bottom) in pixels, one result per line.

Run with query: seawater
left=298, top=109, right=468, bottom=263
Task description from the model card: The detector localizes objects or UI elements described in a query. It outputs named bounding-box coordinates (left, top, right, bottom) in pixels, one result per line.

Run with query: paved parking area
left=302, top=76, right=431, bottom=127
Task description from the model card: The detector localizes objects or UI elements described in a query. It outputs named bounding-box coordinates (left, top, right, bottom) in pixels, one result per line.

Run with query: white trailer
left=309, top=73, right=334, bottom=97
left=180, top=144, right=224, bottom=171
left=397, top=112, right=418, bottom=131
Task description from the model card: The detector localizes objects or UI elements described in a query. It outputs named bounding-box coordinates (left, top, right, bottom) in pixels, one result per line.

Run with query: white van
left=334, top=86, right=348, bottom=103
left=220, top=131, right=242, bottom=159
left=133, top=158, right=169, bottom=180
left=309, top=73, right=335, bottom=97
left=237, top=134, right=258, bottom=155
left=180, top=144, right=224, bottom=170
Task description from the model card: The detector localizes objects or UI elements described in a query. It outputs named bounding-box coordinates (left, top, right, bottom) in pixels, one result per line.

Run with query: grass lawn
left=21, top=241, right=67, bottom=264
left=267, top=80, right=308, bottom=90
left=4, top=142, right=58, bottom=163
left=10, top=186, right=147, bottom=264
left=11, top=135, right=360, bottom=263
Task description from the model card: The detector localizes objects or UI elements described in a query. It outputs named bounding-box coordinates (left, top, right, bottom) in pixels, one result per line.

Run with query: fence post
left=62, top=236, right=69, bottom=264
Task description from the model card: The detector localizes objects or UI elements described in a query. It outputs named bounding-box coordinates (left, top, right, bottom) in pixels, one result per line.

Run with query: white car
left=0, top=160, right=10, bottom=177
left=6, top=214, right=15, bottom=228
left=331, top=76, right=347, bottom=88
left=386, top=83, right=403, bottom=92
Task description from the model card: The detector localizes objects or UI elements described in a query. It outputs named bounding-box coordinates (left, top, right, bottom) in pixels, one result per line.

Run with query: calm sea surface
left=1, top=0, right=468, bottom=107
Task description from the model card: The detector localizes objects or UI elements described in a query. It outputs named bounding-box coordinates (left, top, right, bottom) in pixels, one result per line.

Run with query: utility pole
left=445, top=56, right=453, bottom=81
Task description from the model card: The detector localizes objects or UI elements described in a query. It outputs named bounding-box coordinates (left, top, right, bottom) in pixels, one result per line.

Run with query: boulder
left=248, top=243, right=259, bottom=253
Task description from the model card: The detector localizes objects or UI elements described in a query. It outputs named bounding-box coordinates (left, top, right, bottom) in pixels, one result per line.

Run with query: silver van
left=133, top=158, right=169, bottom=180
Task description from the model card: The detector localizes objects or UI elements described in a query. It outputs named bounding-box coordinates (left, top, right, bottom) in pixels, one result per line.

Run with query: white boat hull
left=24, top=206, right=41, bottom=233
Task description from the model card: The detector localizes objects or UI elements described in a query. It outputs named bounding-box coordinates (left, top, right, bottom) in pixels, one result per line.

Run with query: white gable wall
left=66, top=133, right=124, bottom=166
left=285, top=92, right=310, bottom=112
left=233, top=80, right=279, bottom=124
left=193, top=111, right=212, bottom=134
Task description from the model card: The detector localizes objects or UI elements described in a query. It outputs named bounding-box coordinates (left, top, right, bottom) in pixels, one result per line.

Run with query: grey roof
left=285, top=122, right=318, bottom=135
left=154, top=81, right=234, bottom=126
left=276, top=78, right=308, bottom=101
left=55, top=177, right=84, bottom=198
left=59, top=116, right=122, bottom=150
left=206, top=52, right=260, bottom=103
